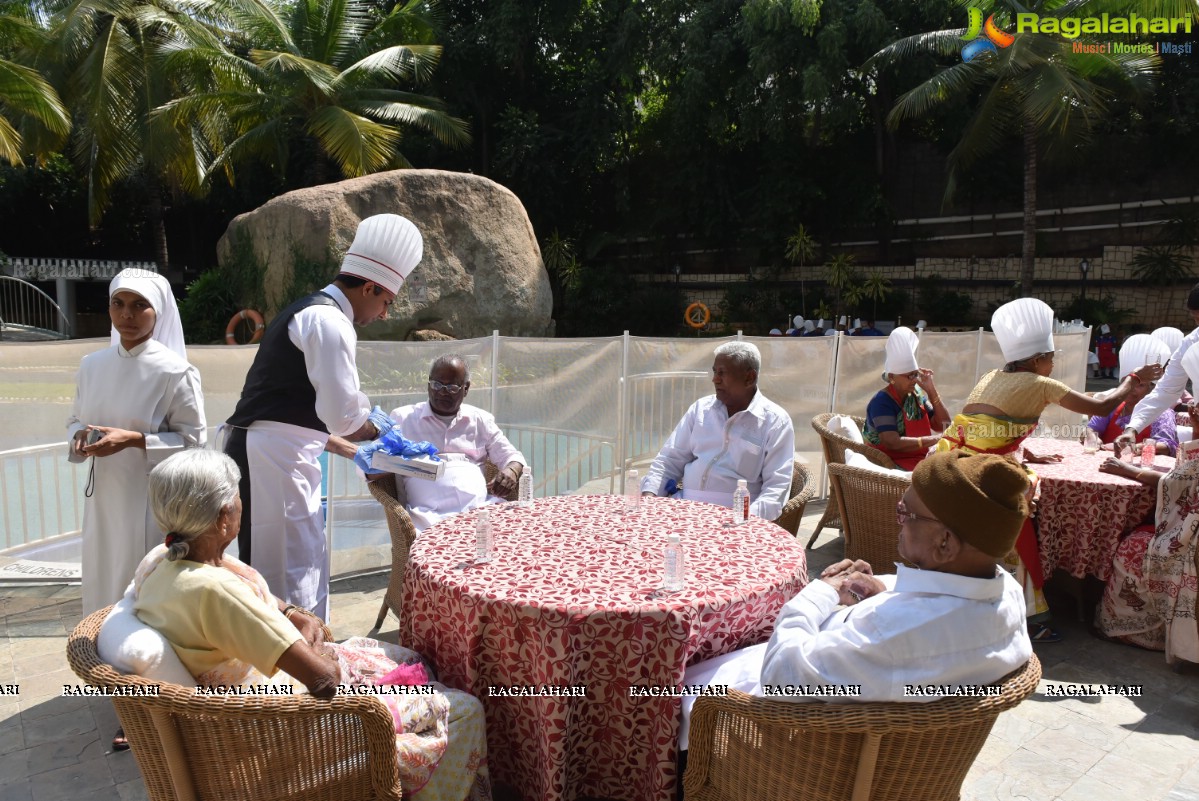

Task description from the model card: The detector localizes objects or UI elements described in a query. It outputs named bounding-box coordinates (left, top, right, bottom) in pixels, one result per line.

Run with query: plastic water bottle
left=732, top=479, right=750, bottom=525
left=475, top=508, right=493, bottom=563
left=1141, top=438, right=1157, bottom=468
left=625, top=468, right=641, bottom=513
left=517, top=467, right=533, bottom=507
left=663, top=533, right=685, bottom=592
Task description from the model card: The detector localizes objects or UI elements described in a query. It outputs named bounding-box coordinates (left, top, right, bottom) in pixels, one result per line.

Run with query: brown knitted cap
left=911, top=451, right=1029, bottom=558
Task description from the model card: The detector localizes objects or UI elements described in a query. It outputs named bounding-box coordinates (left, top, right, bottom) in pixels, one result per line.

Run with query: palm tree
left=158, top=0, right=470, bottom=188
left=868, top=0, right=1161, bottom=296
left=38, top=0, right=230, bottom=269
left=861, top=268, right=893, bottom=319
left=784, top=223, right=816, bottom=316
left=823, top=252, right=858, bottom=322
left=0, top=7, right=70, bottom=164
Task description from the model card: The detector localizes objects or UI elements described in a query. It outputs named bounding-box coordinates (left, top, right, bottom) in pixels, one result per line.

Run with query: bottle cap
left=668, top=532, right=680, bottom=542
left=736, top=479, right=747, bottom=488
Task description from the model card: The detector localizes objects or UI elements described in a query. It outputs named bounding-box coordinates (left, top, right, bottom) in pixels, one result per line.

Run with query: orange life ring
left=685, top=302, right=710, bottom=329
left=225, top=309, right=265, bottom=345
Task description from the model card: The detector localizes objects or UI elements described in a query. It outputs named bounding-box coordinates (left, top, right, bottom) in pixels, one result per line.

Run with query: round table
left=1028, top=438, right=1171, bottom=581
left=400, top=494, right=808, bottom=801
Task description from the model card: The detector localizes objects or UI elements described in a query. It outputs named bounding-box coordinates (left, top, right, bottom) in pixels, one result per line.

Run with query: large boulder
left=216, top=170, right=553, bottom=338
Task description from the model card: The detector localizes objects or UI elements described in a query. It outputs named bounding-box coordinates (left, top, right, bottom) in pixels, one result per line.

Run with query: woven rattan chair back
left=368, top=461, right=515, bottom=634
left=773, top=460, right=817, bottom=536
left=827, top=462, right=912, bottom=570
left=807, top=414, right=900, bottom=547
left=684, top=654, right=1042, bottom=801
left=66, top=608, right=404, bottom=801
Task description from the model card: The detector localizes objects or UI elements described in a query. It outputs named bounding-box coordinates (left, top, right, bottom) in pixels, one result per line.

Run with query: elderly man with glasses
left=383, top=354, right=527, bottom=531
left=676, top=450, right=1035, bottom=755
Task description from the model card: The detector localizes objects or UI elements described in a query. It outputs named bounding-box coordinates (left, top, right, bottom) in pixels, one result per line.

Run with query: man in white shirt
left=679, top=450, right=1033, bottom=749
left=641, top=342, right=794, bottom=520
left=387, top=354, right=527, bottom=531
left=1115, top=284, right=1199, bottom=450
left=224, top=214, right=423, bottom=621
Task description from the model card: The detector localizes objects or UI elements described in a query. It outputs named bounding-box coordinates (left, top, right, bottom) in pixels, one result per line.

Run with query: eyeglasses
left=896, top=500, right=941, bottom=527
left=429, top=380, right=465, bottom=395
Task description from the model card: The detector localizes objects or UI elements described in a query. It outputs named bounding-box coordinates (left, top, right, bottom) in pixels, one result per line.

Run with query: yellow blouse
left=965, top=369, right=1072, bottom=421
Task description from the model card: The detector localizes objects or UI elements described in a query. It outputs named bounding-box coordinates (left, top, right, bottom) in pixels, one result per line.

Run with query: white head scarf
left=108, top=269, right=187, bottom=360
left=884, top=326, right=920, bottom=375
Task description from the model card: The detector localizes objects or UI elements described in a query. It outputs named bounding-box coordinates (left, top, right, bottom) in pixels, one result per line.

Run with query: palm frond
left=886, top=61, right=987, bottom=127
left=336, top=43, right=441, bottom=86
left=349, top=96, right=469, bottom=146
left=305, top=102, right=399, bottom=176
left=865, top=28, right=965, bottom=71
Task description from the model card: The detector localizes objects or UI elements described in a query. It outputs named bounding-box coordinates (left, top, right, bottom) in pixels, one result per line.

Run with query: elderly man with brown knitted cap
left=679, top=450, right=1033, bottom=750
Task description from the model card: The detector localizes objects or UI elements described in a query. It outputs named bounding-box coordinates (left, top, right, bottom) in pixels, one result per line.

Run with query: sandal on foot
left=112, top=728, right=130, bottom=752
left=1029, top=623, right=1063, bottom=643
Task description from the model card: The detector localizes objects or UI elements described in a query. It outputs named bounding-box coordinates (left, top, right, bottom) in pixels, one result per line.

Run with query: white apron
left=244, top=421, right=330, bottom=621
left=406, top=456, right=490, bottom=532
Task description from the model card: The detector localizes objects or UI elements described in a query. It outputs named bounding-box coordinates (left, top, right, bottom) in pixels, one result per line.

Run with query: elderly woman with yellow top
left=862, top=326, right=951, bottom=470
left=131, top=449, right=491, bottom=801
left=937, top=298, right=1163, bottom=643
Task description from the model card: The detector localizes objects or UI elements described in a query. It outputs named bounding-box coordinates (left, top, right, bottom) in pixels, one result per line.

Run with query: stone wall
left=644, top=243, right=1198, bottom=330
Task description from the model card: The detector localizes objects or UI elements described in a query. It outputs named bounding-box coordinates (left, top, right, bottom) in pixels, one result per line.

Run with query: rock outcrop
left=217, top=170, right=553, bottom=338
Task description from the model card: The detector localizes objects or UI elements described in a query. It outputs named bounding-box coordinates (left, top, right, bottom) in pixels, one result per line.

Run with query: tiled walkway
left=1, top=500, right=1196, bottom=801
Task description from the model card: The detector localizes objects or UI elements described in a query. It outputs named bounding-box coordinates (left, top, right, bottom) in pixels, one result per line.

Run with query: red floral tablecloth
left=401, top=494, right=808, bottom=801
left=1029, top=439, right=1171, bottom=581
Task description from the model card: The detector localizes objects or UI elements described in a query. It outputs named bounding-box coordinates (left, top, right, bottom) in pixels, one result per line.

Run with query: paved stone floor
left=1, top=498, right=1197, bottom=801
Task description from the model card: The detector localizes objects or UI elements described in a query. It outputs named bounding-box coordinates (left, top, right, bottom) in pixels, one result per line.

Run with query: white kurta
left=68, top=340, right=206, bottom=615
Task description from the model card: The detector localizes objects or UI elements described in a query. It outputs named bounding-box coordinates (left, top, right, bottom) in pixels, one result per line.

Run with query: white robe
left=68, top=340, right=207, bottom=615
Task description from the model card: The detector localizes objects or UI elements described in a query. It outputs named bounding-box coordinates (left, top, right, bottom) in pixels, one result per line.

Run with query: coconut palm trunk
left=1021, top=117, right=1037, bottom=297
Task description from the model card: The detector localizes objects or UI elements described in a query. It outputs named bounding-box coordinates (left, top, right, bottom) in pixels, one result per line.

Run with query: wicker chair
left=368, top=461, right=515, bottom=633
left=772, top=460, right=817, bottom=537
left=827, top=462, right=912, bottom=570
left=684, top=654, right=1042, bottom=801
left=809, top=413, right=900, bottom=548
left=66, top=608, right=405, bottom=801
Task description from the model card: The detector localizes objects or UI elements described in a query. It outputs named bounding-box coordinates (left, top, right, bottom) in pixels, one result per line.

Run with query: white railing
left=0, top=328, right=1091, bottom=575
left=0, top=276, right=72, bottom=339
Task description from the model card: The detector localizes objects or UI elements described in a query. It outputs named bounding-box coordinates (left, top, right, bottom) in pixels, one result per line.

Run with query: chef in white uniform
left=223, top=214, right=422, bottom=621
left=68, top=268, right=207, bottom=615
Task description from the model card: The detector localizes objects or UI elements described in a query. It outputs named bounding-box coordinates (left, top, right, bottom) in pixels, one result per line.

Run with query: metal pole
left=617, top=331, right=630, bottom=492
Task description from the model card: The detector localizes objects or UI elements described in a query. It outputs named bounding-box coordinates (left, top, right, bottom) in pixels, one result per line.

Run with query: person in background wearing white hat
left=801, top=319, right=819, bottom=337
left=1115, top=286, right=1199, bottom=455
left=1086, top=334, right=1177, bottom=456
left=937, top=298, right=1163, bottom=643
left=1095, top=324, right=1118, bottom=378
left=223, top=214, right=423, bottom=621
left=1093, top=345, right=1199, bottom=666
left=862, top=327, right=951, bottom=470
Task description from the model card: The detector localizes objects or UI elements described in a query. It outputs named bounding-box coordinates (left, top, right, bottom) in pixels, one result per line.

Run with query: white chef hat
left=884, top=326, right=920, bottom=375
left=916, top=319, right=927, bottom=331
left=793, top=315, right=805, bottom=328
left=853, top=318, right=862, bottom=329
left=1183, top=343, right=1199, bottom=385
left=769, top=328, right=783, bottom=336
left=1100, top=323, right=1111, bottom=335
left=824, top=328, right=837, bottom=336
left=817, top=318, right=825, bottom=329
left=340, top=214, right=423, bottom=295
left=804, top=320, right=815, bottom=333
left=1118, top=334, right=1171, bottom=380
left=1151, top=326, right=1184, bottom=356
left=992, top=298, right=1055, bottom=363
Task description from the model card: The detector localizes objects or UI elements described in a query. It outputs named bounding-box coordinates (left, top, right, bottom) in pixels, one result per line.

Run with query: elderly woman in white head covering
left=67, top=268, right=207, bottom=620
left=1086, top=334, right=1177, bottom=456
left=935, top=298, right=1163, bottom=642
left=1095, top=343, right=1199, bottom=665
left=861, top=327, right=950, bottom=470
